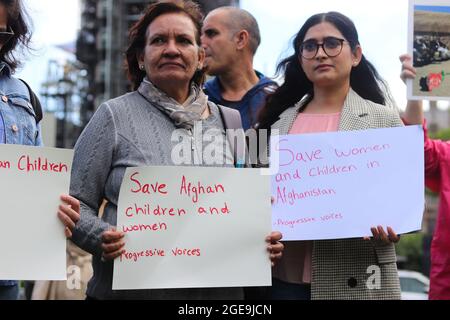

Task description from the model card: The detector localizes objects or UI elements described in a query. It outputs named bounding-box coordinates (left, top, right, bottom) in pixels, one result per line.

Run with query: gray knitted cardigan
left=70, top=88, right=241, bottom=300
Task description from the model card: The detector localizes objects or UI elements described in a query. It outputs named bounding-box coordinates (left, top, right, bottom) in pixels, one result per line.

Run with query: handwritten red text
left=276, top=186, right=336, bottom=205
left=122, top=222, right=168, bottom=233
left=17, top=156, right=68, bottom=173
left=0, top=160, right=11, bottom=169
left=179, top=175, right=225, bottom=203
left=125, top=203, right=187, bottom=218
left=309, top=164, right=357, bottom=177
left=198, top=202, right=231, bottom=215
left=276, top=139, right=323, bottom=167
left=129, top=172, right=168, bottom=195
left=334, top=144, right=390, bottom=158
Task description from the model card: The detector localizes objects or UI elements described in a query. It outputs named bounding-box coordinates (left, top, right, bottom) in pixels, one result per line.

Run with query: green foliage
left=429, top=128, right=450, bottom=141
left=396, top=232, right=424, bottom=272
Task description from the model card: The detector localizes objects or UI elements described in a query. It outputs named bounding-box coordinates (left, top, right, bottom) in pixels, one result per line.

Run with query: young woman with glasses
left=257, top=11, right=403, bottom=300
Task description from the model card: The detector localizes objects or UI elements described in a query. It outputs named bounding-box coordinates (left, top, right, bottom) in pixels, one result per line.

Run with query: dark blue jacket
left=204, top=71, right=277, bottom=130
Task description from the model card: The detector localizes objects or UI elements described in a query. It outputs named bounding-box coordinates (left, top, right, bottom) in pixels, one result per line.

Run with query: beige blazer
left=272, top=88, right=403, bottom=300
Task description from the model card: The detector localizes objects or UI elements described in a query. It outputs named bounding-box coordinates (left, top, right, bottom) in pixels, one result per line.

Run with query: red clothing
left=424, top=124, right=450, bottom=300
left=273, top=112, right=341, bottom=285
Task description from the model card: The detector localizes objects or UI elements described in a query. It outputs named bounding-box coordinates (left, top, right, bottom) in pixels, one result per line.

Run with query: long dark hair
left=258, top=11, right=386, bottom=129
left=0, top=0, right=32, bottom=72
left=125, top=0, right=205, bottom=90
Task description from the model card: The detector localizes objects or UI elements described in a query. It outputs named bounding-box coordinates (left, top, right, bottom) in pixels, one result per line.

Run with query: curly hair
left=125, top=0, right=205, bottom=90
left=0, top=0, right=32, bottom=72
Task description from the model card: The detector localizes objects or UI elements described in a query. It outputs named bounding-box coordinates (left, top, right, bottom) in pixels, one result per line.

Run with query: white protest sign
left=113, top=166, right=271, bottom=290
left=270, top=126, right=424, bottom=241
left=0, top=144, right=73, bottom=280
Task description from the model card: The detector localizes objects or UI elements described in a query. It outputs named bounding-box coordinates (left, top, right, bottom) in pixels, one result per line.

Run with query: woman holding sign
left=57, top=1, right=283, bottom=300
left=0, top=0, right=42, bottom=300
left=401, top=54, right=450, bottom=300
left=257, top=12, right=402, bottom=300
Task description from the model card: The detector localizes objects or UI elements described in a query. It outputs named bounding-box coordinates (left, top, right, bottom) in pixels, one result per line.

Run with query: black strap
left=19, top=79, right=43, bottom=124
left=217, top=105, right=247, bottom=167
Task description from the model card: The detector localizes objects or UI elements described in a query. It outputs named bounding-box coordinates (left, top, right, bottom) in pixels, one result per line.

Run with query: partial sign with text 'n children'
left=0, top=144, right=73, bottom=280
left=113, top=166, right=271, bottom=290
left=270, top=125, right=425, bottom=241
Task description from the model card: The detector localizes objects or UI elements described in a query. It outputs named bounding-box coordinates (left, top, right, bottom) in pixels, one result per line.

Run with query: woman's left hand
left=266, top=231, right=284, bottom=266
left=364, top=226, right=400, bottom=244
left=58, top=194, right=81, bottom=239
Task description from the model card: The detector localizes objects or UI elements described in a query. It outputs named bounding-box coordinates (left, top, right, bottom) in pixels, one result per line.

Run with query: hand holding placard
left=113, top=166, right=272, bottom=290
left=0, top=144, right=73, bottom=280
left=271, top=126, right=424, bottom=241
left=58, top=194, right=80, bottom=239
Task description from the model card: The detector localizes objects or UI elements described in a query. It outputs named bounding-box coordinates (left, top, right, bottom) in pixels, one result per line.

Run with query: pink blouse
left=273, top=112, right=341, bottom=284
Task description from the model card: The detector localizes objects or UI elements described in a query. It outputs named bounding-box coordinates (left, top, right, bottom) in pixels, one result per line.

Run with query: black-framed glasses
left=0, top=27, right=14, bottom=44
left=299, top=36, right=346, bottom=60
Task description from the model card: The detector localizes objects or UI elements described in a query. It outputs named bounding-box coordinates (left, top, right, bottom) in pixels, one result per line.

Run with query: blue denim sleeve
left=0, top=111, right=5, bottom=144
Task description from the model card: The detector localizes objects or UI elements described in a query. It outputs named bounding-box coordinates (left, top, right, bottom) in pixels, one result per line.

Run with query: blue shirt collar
left=204, top=70, right=274, bottom=103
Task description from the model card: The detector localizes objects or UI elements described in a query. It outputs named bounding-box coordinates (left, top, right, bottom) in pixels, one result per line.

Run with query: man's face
left=201, top=10, right=237, bottom=76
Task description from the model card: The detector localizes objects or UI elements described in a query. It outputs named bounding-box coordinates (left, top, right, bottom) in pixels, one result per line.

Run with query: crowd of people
left=1, top=0, right=449, bottom=300
left=413, top=35, right=450, bottom=66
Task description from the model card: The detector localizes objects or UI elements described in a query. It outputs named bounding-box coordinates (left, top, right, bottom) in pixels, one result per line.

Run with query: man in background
left=201, top=7, right=277, bottom=130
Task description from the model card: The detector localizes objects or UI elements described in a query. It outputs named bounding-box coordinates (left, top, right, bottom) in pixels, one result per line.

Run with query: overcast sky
left=24, top=0, right=80, bottom=46
left=241, top=0, right=416, bottom=109
left=15, top=0, right=80, bottom=93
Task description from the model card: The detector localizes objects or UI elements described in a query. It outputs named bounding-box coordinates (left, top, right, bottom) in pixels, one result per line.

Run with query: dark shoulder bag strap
left=217, top=105, right=247, bottom=167
left=19, top=79, right=43, bottom=124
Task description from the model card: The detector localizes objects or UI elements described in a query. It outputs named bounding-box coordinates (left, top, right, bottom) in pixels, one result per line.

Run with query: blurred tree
left=430, top=128, right=450, bottom=141
left=396, top=233, right=424, bottom=272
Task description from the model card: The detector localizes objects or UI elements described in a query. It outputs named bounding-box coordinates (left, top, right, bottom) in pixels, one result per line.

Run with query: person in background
left=258, top=11, right=403, bottom=300
left=400, top=53, right=450, bottom=300
left=201, top=6, right=277, bottom=130
left=57, top=1, right=283, bottom=300
left=0, top=0, right=42, bottom=300
left=31, top=240, right=93, bottom=300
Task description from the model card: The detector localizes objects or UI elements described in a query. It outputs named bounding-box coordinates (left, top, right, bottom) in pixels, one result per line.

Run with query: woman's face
left=139, top=13, right=204, bottom=90
left=299, top=22, right=361, bottom=88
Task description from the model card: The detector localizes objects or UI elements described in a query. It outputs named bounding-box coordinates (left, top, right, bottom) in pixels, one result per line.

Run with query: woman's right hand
left=400, top=54, right=417, bottom=83
left=58, top=194, right=80, bottom=238
left=101, top=229, right=125, bottom=261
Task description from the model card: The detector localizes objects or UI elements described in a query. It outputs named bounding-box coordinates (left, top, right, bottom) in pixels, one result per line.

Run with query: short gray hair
left=218, top=7, right=261, bottom=55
